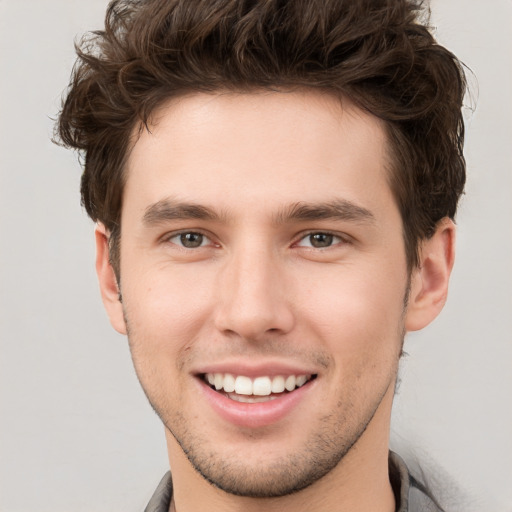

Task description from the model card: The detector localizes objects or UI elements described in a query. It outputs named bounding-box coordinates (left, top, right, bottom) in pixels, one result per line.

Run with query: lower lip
left=197, top=378, right=316, bottom=429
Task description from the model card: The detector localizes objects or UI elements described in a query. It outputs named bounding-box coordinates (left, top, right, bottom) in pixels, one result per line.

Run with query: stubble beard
left=123, top=288, right=408, bottom=499
left=163, top=381, right=394, bottom=498
left=126, top=334, right=400, bottom=499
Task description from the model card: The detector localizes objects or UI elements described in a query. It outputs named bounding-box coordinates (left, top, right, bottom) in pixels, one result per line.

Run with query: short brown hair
left=56, top=0, right=466, bottom=273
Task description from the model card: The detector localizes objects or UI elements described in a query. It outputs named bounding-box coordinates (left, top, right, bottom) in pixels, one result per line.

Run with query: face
left=109, top=91, right=412, bottom=496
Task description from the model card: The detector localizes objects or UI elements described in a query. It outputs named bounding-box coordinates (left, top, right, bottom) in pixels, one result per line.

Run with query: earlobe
left=95, top=223, right=127, bottom=335
left=405, top=218, right=456, bottom=332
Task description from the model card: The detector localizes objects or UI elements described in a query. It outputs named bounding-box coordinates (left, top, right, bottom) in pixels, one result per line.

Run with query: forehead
left=124, top=90, right=395, bottom=221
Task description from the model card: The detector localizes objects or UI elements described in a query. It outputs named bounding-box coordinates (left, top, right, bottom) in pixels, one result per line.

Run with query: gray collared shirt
left=145, top=452, right=442, bottom=512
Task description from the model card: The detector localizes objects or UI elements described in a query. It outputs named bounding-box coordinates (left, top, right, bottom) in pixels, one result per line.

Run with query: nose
left=214, top=245, right=295, bottom=341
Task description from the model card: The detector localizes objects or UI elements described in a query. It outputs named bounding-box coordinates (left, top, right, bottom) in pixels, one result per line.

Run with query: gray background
left=0, top=0, right=511, bottom=510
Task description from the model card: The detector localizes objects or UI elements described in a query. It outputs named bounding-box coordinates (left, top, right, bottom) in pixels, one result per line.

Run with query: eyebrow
left=142, top=198, right=375, bottom=226
left=273, top=200, right=375, bottom=225
left=143, top=198, right=224, bottom=225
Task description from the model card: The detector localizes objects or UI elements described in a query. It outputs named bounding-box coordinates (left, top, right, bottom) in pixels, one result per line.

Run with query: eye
left=296, top=232, right=344, bottom=249
left=168, top=232, right=211, bottom=249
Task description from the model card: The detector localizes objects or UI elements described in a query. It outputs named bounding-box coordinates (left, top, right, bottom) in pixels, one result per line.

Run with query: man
left=56, top=0, right=466, bottom=510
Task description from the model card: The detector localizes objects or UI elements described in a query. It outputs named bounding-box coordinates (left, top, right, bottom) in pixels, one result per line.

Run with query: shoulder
left=144, top=471, right=173, bottom=512
left=390, top=452, right=444, bottom=512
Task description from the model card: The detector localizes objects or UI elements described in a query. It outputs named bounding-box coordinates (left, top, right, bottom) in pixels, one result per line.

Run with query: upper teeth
left=205, top=373, right=310, bottom=396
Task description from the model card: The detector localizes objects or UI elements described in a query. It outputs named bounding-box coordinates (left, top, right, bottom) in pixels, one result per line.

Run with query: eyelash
left=163, top=230, right=215, bottom=249
left=162, top=230, right=349, bottom=250
left=293, top=231, right=349, bottom=249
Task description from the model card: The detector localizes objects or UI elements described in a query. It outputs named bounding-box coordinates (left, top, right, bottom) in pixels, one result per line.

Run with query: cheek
left=298, top=263, right=407, bottom=359
left=120, top=267, right=218, bottom=414
left=300, top=268, right=406, bottom=409
left=121, top=263, right=217, bottom=358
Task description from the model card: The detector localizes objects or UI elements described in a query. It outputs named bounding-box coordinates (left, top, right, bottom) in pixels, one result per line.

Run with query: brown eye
left=180, top=233, right=204, bottom=248
left=309, top=233, right=333, bottom=248
left=168, top=232, right=208, bottom=248
left=296, top=232, right=344, bottom=249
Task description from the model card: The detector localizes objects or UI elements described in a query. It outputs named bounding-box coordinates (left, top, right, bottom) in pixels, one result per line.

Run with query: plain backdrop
left=0, top=1, right=511, bottom=511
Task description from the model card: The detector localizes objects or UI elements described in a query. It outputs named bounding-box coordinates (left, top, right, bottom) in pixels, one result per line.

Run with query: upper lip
left=193, top=360, right=320, bottom=378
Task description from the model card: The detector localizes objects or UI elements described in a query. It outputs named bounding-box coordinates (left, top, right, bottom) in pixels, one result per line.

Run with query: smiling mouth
left=202, top=373, right=317, bottom=403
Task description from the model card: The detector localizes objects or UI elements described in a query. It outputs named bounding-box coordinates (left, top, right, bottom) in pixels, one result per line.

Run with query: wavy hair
left=56, top=0, right=466, bottom=273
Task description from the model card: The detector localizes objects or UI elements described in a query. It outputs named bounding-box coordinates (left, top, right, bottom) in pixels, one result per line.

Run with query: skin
left=96, top=90, right=455, bottom=512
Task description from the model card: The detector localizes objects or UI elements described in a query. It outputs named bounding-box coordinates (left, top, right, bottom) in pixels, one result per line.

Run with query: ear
left=95, top=223, right=127, bottom=335
left=405, top=218, right=456, bottom=332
